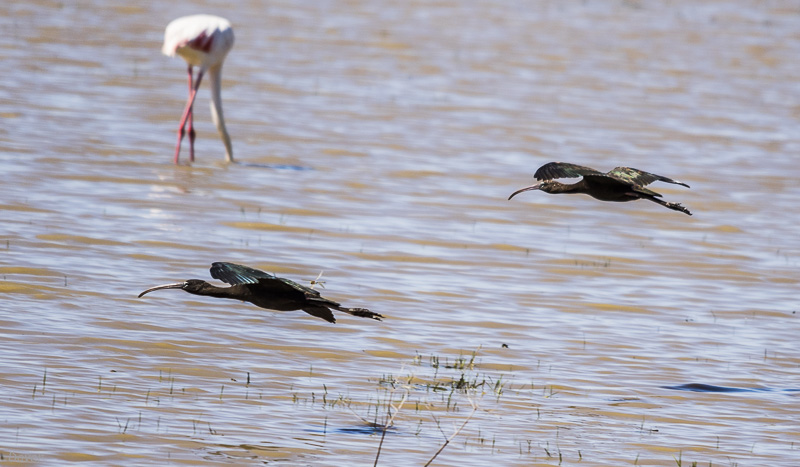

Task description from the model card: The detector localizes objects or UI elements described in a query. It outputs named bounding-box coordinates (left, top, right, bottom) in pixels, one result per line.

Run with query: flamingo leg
left=174, top=66, right=205, bottom=164
left=186, top=65, right=196, bottom=162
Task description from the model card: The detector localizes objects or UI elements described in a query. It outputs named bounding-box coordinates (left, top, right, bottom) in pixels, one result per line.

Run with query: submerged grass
left=16, top=355, right=737, bottom=465
left=366, top=348, right=503, bottom=465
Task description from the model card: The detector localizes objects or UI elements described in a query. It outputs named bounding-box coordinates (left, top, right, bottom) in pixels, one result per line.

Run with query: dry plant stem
left=424, top=398, right=479, bottom=467
left=373, top=389, right=409, bottom=467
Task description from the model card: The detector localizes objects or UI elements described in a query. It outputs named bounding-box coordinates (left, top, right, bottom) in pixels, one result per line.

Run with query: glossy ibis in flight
left=508, top=162, right=692, bottom=215
left=138, top=262, right=383, bottom=323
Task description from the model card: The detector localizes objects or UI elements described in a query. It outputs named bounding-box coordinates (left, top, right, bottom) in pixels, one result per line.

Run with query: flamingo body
left=163, top=15, right=235, bottom=163
left=163, top=15, right=233, bottom=66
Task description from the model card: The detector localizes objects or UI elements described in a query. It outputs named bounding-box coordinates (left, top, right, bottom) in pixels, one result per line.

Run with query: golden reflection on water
left=1, top=0, right=799, bottom=465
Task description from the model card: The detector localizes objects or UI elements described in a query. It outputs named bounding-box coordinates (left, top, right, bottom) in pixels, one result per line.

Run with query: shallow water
left=1, top=0, right=799, bottom=465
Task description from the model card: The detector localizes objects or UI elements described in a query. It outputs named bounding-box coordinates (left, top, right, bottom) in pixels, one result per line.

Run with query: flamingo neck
left=208, top=66, right=233, bottom=162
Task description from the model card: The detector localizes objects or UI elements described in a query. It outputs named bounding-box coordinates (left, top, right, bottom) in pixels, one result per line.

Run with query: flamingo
left=162, top=14, right=235, bottom=163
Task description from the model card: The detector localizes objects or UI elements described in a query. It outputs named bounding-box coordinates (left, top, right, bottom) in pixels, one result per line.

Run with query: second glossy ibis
left=138, top=262, right=383, bottom=323
left=509, top=162, right=692, bottom=215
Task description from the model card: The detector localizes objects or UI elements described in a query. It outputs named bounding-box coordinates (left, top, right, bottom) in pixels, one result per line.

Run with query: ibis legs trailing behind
left=509, top=162, right=692, bottom=215
left=138, top=262, right=383, bottom=324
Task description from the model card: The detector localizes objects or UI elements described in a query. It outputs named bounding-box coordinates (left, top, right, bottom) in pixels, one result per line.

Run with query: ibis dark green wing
left=210, top=262, right=276, bottom=284
left=211, top=262, right=323, bottom=297
left=534, top=162, right=605, bottom=181
left=609, top=167, right=690, bottom=188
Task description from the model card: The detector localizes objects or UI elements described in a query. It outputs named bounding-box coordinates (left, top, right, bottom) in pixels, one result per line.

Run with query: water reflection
left=664, top=383, right=800, bottom=394
left=232, top=161, right=311, bottom=170
left=1, top=0, right=798, bottom=465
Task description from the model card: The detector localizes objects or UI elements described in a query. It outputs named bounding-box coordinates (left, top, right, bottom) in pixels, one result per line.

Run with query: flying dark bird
left=508, top=162, right=692, bottom=215
left=138, top=262, right=383, bottom=324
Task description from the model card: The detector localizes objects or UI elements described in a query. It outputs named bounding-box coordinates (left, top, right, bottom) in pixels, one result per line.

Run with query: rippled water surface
left=2, top=1, right=799, bottom=465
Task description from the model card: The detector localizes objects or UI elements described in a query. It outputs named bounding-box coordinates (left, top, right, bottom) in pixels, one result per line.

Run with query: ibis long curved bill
left=508, top=183, right=544, bottom=200
left=138, top=282, right=187, bottom=298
